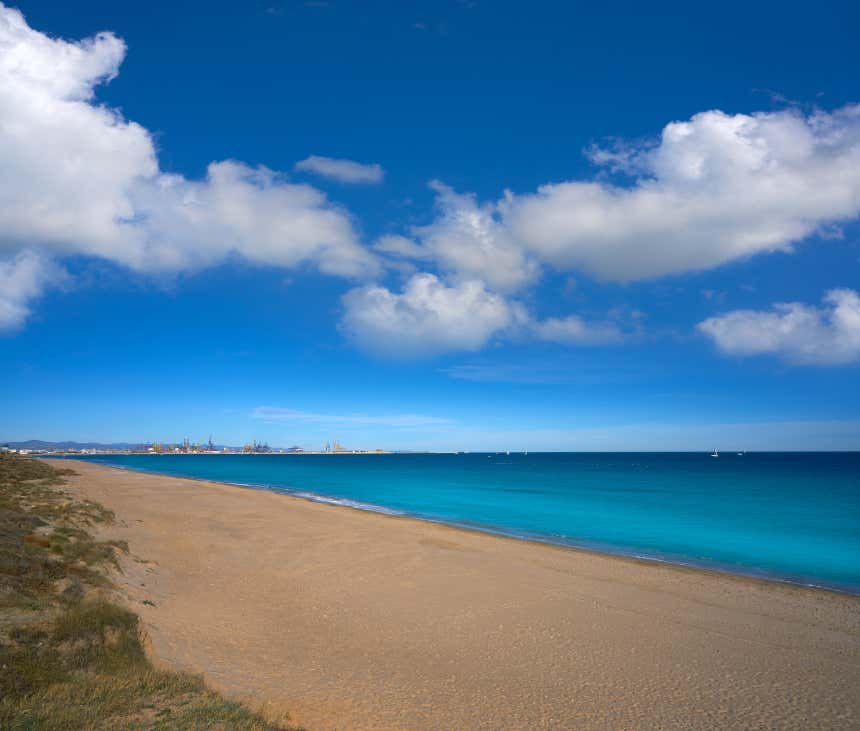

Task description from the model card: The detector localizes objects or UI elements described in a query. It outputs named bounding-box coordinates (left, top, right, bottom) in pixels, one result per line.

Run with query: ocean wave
left=291, top=491, right=405, bottom=516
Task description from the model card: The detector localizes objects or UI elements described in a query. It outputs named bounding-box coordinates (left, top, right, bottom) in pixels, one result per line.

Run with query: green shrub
left=0, top=456, right=304, bottom=730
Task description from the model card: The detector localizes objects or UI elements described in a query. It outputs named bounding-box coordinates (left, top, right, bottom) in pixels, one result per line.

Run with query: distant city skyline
left=1, top=0, right=859, bottom=451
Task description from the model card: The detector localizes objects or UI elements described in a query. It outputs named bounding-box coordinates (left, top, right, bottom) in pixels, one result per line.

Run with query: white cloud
left=0, top=4, right=377, bottom=286
left=294, top=155, right=384, bottom=184
left=130, top=161, right=376, bottom=276
left=385, top=182, right=542, bottom=292
left=373, top=234, right=431, bottom=260
left=533, top=315, right=623, bottom=345
left=391, top=107, right=860, bottom=285
left=698, top=288, right=860, bottom=365
left=341, top=273, right=522, bottom=357
left=439, top=360, right=637, bottom=385
left=505, top=106, right=860, bottom=281
left=0, top=250, right=65, bottom=330
left=7, top=0, right=860, bottom=362
left=252, top=406, right=452, bottom=427
left=582, top=138, right=644, bottom=175
left=0, top=6, right=154, bottom=261
left=340, top=271, right=627, bottom=357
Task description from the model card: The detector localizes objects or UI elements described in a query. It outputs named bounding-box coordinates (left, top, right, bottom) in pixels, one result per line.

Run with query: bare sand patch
left=52, top=460, right=860, bottom=730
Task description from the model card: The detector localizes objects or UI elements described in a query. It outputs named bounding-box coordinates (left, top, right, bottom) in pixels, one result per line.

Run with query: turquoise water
left=72, top=452, right=860, bottom=593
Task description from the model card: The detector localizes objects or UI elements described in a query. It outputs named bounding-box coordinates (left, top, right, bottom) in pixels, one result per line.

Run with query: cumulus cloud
left=388, top=107, right=860, bottom=285
left=341, top=273, right=522, bottom=357
left=0, top=250, right=66, bottom=330
left=0, top=3, right=377, bottom=287
left=294, top=155, right=384, bottom=184
left=340, top=271, right=630, bottom=357
left=0, top=7, right=153, bottom=261
left=698, top=289, right=860, bottom=365
left=130, top=161, right=376, bottom=276
left=507, top=106, right=860, bottom=281
left=380, top=182, right=542, bottom=292
left=7, top=1, right=860, bottom=363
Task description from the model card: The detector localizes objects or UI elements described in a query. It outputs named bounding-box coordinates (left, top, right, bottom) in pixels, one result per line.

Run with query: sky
left=1, top=0, right=860, bottom=451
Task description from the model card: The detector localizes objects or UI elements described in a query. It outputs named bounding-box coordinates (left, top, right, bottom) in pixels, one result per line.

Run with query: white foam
left=291, top=491, right=405, bottom=516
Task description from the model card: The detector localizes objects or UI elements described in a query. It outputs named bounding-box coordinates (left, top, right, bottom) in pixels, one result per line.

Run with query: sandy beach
left=51, top=459, right=860, bottom=730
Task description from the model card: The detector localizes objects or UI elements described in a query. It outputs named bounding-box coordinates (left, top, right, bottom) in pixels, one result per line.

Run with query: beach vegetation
left=0, top=454, right=304, bottom=730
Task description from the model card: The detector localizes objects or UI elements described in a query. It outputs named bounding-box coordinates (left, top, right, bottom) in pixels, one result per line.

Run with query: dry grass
left=0, top=454, right=303, bottom=730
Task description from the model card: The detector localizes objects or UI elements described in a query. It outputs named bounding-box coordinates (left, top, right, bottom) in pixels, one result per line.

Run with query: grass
left=0, top=454, right=304, bottom=730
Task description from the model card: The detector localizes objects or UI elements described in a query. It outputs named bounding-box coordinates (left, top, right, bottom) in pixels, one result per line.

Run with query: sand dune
left=53, top=460, right=860, bottom=730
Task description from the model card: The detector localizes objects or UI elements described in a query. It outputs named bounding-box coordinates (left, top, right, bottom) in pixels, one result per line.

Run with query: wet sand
left=52, top=459, right=860, bottom=730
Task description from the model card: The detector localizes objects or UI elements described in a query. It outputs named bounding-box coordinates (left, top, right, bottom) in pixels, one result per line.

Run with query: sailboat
left=711, top=449, right=719, bottom=458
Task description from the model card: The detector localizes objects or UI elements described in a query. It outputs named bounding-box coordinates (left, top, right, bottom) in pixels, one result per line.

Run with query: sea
left=69, top=452, right=860, bottom=594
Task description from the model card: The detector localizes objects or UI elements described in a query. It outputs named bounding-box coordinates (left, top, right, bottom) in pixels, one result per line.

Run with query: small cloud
left=341, top=273, right=518, bottom=358
left=751, top=88, right=801, bottom=108
left=373, top=234, right=430, bottom=260
left=532, top=314, right=624, bottom=346
left=698, top=288, right=860, bottom=365
left=583, top=138, right=647, bottom=175
left=294, top=155, right=384, bottom=184
left=441, top=359, right=641, bottom=385
left=0, top=251, right=67, bottom=332
left=441, top=363, right=577, bottom=385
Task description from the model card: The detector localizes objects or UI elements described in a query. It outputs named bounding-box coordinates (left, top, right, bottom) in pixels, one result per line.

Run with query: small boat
left=711, top=449, right=719, bottom=458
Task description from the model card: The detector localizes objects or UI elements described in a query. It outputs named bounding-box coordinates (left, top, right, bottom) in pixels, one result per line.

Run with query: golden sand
left=52, top=459, right=860, bottom=730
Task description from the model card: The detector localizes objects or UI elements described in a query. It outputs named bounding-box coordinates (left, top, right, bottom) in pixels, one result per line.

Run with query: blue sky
left=1, top=0, right=859, bottom=450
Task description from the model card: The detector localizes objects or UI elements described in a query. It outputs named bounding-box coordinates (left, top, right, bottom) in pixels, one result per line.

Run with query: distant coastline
left=2, top=440, right=402, bottom=456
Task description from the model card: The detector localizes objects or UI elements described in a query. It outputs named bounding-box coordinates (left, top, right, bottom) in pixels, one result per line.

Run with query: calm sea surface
left=71, top=452, right=860, bottom=593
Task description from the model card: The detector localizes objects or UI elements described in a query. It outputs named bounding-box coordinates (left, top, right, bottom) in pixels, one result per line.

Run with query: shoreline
left=51, top=459, right=860, bottom=730
left=55, top=455, right=860, bottom=597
